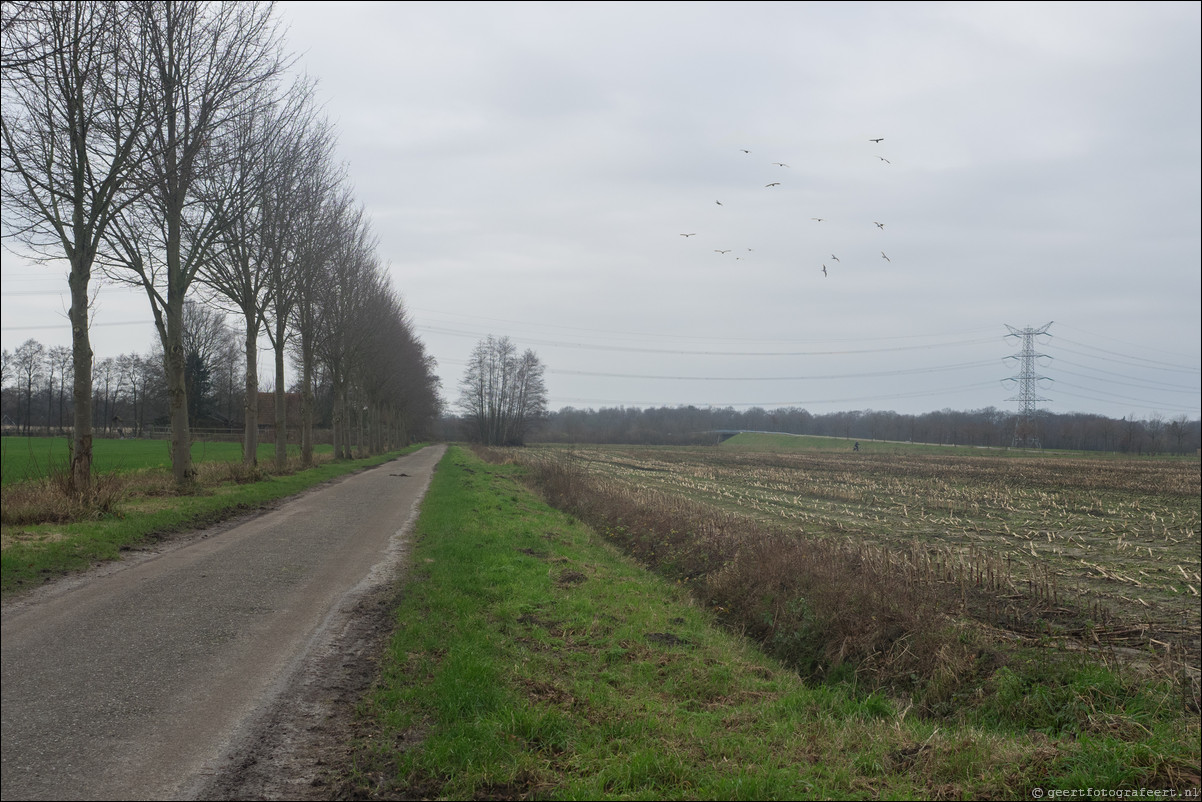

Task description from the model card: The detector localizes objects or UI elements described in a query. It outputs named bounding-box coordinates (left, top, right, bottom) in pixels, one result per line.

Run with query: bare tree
left=1, top=0, right=152, bottom=489
left=46, top=344, right=71, bottom=432
left=197, top=76, right=315, bottom=465
left=2, top=1, right=51, bottom=69
left=209, top=333, right=244, bottom=426
left=179, top=299, right=237, bottom=426
left=116, top=352, right=146, bottom=436
left=12, top=338, right=45, bottom=434
left=180, top=300, right=233, bottom=384
left=195, top=105, right=269, bottom=461
left=1, top=348, right=12, bottom=413
left=101, top=0, right=288, bottom=487
left=1166, top=414, right=1194, bottom=455
left=458, top=336, right=547, bottom=446
left=260, top=86, right=333, bottom=469
left=289, top=175, right=352, bottom=466
left=92, top=356, right=123, bottom=435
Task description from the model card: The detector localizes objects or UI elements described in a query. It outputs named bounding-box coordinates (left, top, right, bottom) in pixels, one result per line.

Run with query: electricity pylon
left=1004, top=322, right=1053, bottom=448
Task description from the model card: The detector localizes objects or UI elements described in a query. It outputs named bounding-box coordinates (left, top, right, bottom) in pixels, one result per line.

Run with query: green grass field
left=1, top=436, right=331, bottom=486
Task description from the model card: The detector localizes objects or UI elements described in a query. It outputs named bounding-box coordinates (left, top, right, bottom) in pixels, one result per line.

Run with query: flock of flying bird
left=680, top=138, right=894, bottom=279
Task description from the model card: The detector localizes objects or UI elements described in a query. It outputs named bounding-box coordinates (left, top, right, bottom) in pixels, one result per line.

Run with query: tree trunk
left=157, top=127, right=194, bottom=487
left=242, top=315, right=259, bottom=467
left=329, top=374, right=343, bottom=460
left=68, top=260, right=94, bottom=492
left=165, top=267, right=193, bottom=488
left=299, top=336, right=314, bottom=468
left=273, top=322, right=287, bottom=470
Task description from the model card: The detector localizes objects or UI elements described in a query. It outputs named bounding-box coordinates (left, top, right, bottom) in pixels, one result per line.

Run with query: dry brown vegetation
left=478, top=444, right=1201, bottom=713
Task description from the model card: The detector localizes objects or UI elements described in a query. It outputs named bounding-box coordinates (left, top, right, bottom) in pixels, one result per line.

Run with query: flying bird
left=878, top=156, right=891, bottom=163
left=772, top=162, right=789, bottom=167
left=765, top=182, right=781, bottom=187
left=715, top=249, right=731, bottom=254
left=811, top=217, right=824, bottom=222
left=874, top=221, right=884, bottom=229
left=716, top=201, right=723, bottom=205
left=881, top=251, right=890, bottom=262
left=740, top=149, right=750, bottom=154
left=831, top=254, right=840, bottom=262
left=822, top=264, right=828, bottom=277
left=869, top=138, right=884, bottom=143
left=680, top=233, right=696, bottom=237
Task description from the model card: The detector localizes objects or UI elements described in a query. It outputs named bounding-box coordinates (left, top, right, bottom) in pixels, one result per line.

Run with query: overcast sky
left=3, top=1, right=1199, bottom=420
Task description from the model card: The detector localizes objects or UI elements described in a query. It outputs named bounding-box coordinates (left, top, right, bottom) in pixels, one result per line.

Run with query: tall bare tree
left=46, top=344, right=71, bottom=432
left=458, top=336, right=547, bottom=446
left=260, top=86, right=333, bottom=469
left=197, top=77, right=316, bottom=465
left=1, top=0, right=152, bottom=489
left=101, top=0, right=287, bottom=487
left=289, top=175, right=352, bottom=466
left=12, top=338, right=45, bottom=434
left=116, top=352, right=149, bottom=436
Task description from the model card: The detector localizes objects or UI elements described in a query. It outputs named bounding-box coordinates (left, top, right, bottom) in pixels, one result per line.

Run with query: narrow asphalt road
left=1, top=444, right=446, bottom=801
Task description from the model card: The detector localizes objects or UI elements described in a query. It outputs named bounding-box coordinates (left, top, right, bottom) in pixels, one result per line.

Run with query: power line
left=1055, top=323, right=1201, bottom=363
left=1054, top=338, right=1199, bottom=374
left=545, top=359, right=998, bottom=381
left=1053, top=363, right=1199, bottom=393
left=1053, top=384, right=1200, bottom=415
left=417, top=323, right=999, bottom=357
left=412, top=306, right=999, bottom=347
left=1, top=320, right=154, bottom=332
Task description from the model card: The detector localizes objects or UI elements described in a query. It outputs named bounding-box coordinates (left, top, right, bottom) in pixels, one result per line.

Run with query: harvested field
left=503, top=442, right=1201, bottom=667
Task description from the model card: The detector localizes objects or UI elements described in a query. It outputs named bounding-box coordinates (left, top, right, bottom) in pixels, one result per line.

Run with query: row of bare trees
left=2, top=1, right=441, bottom=489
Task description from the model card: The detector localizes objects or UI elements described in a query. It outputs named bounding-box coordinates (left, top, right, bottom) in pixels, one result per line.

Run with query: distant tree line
left=519, top=405, right=1201, bottom=455
left=2, top=1, right=441, bottom=487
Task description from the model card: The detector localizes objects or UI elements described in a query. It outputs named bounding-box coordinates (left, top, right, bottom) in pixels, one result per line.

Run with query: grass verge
left=1, top=445, right=424, bottom=596
left=338, top=447, right=1200, bottom=800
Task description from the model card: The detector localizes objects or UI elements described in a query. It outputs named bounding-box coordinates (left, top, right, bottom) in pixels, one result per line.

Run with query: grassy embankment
left=0, top=435, right=422, bottom=595
left=339, top=445, right=1199, bottom=799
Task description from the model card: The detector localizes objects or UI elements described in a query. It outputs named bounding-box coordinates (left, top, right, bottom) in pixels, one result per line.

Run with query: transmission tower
left=1004, top=322, right=1053, bottom=448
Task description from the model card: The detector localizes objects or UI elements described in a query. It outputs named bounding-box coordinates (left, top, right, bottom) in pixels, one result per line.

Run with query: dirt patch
left=555, top=570, right=586, bottom=587
left=645, top=632, right=691, bottom=647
